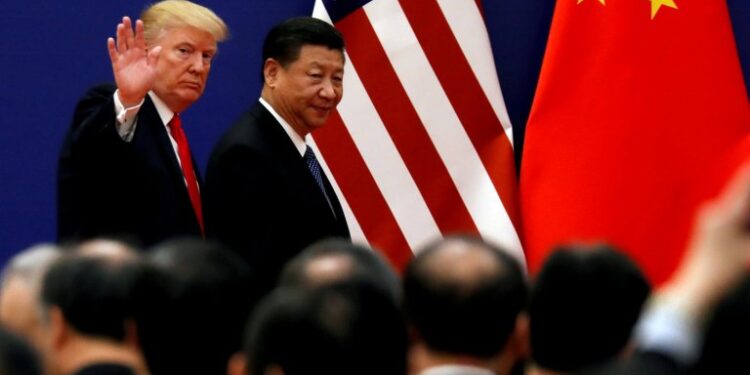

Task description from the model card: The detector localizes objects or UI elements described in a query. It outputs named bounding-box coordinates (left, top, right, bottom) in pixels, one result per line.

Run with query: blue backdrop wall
left=0, top=0, right=746, bottom=265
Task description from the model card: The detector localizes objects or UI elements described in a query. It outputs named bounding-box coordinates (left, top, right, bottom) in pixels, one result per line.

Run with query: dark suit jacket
left=57, top=84, right=202, bottom=247
left=576, top=351, right=683, bottom=375
left=204, top=101, right=350, bottom=292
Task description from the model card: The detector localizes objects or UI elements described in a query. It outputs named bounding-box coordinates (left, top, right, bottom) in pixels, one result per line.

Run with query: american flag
left=308, top=0, right=524, bottom=271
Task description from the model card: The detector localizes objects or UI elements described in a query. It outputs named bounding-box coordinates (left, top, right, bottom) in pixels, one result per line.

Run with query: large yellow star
left=577, top=0, right=606, bottom=5
left=651, top=0, right=678, bottom=19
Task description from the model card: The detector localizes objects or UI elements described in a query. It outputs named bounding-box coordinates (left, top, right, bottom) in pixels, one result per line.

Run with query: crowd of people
left=1, top=160, right=749, bottom=374
left=3, top=0, right=747, bottom=374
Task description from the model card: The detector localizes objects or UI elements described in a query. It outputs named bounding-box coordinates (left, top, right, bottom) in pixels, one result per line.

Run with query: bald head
left=75, top=239, right=139, bottom=260
left=279, top=239, right=400, bottom=302
left=1, top=244, right=61, bottom=288
left=303, top=254, right=355, bottom=287
left=417, top=238, right=505, bottom=292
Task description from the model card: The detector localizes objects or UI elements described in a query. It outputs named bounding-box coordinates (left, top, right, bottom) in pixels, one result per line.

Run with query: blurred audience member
left=578, top=165, right=750, bottom=375
left=138, top=237, right=258, bottom=375
left=231, top=281, right=408, bottom=375
left=39, top=241, right=147, bottom=375
left=0, top=244, right=62, bottom=350
left=278, top=238, right=400, bottom=301
left=0, top=326, right=43, bottom=375
left=404, top=236, right=528, bottom=375
left=527, top=244, right=650, bottom=375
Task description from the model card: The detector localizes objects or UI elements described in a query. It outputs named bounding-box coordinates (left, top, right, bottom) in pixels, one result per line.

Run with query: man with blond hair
left=58, top=0, right=228, bottom=247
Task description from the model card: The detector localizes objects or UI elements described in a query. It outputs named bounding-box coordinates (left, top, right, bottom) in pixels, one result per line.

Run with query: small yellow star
left=651, top=0, right=678, bottom=19
left=577, top=0, right=606, bottom=4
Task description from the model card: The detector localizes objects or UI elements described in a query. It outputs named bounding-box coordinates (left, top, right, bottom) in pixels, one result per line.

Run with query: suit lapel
left=133, top=97, right=197, bottom=213
left=254, top=104, right=342, bottom=224
left=319, top=168, right=350, bottom=235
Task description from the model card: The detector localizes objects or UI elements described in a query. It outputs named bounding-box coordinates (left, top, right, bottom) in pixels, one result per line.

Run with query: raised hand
left=107, top=16, right=161, bottom=107
left=661, top=163, right=750, bottom=319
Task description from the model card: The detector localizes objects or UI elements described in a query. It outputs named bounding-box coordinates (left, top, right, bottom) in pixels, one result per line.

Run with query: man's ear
left=264, top=365, right=285, bottom=375
left=123, top=318, right=140, bottom=351
left=511, top=312, right=530, bottom=361
left=227, top=352, right=247, bottom=375
left=263, top=58, right=281, bottom=88
left=48, top=306, right=68, bottom=350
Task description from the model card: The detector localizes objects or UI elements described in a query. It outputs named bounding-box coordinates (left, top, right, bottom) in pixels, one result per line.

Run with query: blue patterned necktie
left=304, top=146, right=335, bottom=216
left=304, top=146, right=326, bottom=193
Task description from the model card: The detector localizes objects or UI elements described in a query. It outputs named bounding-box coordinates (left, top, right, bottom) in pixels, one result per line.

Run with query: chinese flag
left=520, top=0, right=750, bottom=284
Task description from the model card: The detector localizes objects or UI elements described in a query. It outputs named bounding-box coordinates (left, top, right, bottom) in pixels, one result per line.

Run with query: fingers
left=116, top=21, right=127, bottom=55
left=697, top=163, right=750, bottom=234
left=124, top=17, right=136, bottom=52
left=112, top=16, right=141, bottom=55
left=719, top=164, right=750, bottom=224
left=134, top=19, right=147, bottom=50
left=107, top=37, right=118, bottom=64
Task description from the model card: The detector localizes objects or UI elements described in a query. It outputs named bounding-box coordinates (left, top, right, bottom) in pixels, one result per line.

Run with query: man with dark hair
left=527, top=244, right=650, bottom=375
left=229, top=281, right=408, bottom=375
left=278, top=239, right=400, bottom=301
left=204, top=17, right=350, bottom=294
left=689, top=276, right=750, bottom=374
left=0, top=327, right=43, bottom=375
left=403, top=236, right=528, bottom=375
left=39, top=242, right=147, bottom=375
left=576, top=166, right=750, bottom=375
left=136, top=238, right=259, bottom=375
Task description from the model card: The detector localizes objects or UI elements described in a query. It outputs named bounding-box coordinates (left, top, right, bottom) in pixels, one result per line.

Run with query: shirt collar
left=148, top=91, right=176, bottom=127
left=259, top=97, right=308, bottom=157
left=420, top=365, right=497, bottom=375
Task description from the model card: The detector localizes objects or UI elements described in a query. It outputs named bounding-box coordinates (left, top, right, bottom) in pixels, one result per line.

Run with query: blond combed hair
left=141, top=0, right=229, bottom=44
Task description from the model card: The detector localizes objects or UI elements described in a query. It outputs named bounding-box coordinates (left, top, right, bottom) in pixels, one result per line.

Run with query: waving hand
left=107, top=17, right=161, bottom=107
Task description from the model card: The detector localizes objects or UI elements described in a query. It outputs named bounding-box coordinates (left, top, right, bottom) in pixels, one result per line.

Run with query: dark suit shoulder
left=81, top=83, right=118, bottom=98
left=64, top=83, right=125, bottom=148
left=211, top=102, right=295, bottom=162
left=214, top=110, right=263, bottom=150
left=71, top=83, right=117, bottom=126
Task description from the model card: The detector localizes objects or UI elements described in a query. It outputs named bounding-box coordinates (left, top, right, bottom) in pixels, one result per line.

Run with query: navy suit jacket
left=57, top=84, right=202, bottom=247
left=204, top=101, right=350, bottom=292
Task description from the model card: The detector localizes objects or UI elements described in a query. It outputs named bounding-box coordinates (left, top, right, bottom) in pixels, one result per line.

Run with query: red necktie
left=167, top=114, right=204, bottom=235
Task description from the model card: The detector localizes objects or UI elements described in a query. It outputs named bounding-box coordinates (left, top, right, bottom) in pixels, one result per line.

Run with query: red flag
left=311, top=0, right=524, bottom=271
left=521, top=0, right=750, bottom=283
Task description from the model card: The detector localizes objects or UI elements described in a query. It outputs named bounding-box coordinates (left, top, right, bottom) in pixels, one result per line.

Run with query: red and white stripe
left=311, top=0, right=523, bottom=271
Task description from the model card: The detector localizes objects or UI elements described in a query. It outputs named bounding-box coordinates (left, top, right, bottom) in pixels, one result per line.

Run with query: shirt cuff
left=633, top=295, right=703, bottom=367
left=113, top=90, right=144, bottom=141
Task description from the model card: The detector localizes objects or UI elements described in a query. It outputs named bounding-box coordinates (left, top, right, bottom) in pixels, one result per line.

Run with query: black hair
left=245, top=281, right=407, bottom=375
left=529, top=243, right=651, bottom=371
left=136, top=237, right=259, bottom=375
left=261, top=17, right=344, bottom=79
left=403, top=235, right=527, bottom=358
left=690, top=274, right=750, bottom=375
left=0, top=328, right=42, bottom=375
left=40, top=253, right=146, bottom=341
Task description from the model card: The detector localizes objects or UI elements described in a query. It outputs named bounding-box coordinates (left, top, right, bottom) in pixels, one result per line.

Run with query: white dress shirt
left=419, top=364, right=497, bottom=375
left=113, top=90, right=182, bottom=168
